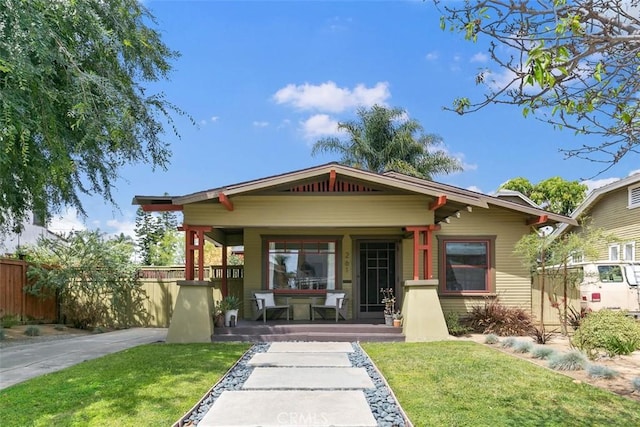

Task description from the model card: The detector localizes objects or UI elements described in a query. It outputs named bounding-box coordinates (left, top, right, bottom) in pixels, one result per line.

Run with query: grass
left=363, top=341, right=640, bottom=427
left=0, top=342, right=250, bottom=427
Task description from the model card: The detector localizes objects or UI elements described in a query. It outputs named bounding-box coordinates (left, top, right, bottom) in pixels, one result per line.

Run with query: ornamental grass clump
left=512, top=340, right=533, bottom=353
left=632, top=377, right=640, bottom=392
left=586, top=364, right=619, bottom=380
left=531, top=346, right=556, bottom=360
left=484, top=334, right=500, bottom=344
left=548, top=350, right=587, bottom=371
left=466, top=297, right=532, bottom=336
left=572, top=310, right=640, bottom=358
left=24, top=325, right=41, bottom=336
left=500, top=337, right=517, bottom=348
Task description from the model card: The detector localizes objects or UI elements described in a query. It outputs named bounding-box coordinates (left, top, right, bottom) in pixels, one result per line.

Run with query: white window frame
left=608, top=244, right=620, bottom=261
left=622, top=241, right=636, bottom=262
left=569, top=251, right=584, bottom=264
left=629, top=185, right=640, bottom=209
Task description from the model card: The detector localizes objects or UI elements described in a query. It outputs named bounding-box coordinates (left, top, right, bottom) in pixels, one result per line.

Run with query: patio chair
left=251, top=291, right=290, bottom=323
left=311, top=291, right=347, bottom=322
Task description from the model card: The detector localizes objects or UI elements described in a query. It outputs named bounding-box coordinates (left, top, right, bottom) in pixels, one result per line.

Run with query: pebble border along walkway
left=180, top=342, right=409, bottom=427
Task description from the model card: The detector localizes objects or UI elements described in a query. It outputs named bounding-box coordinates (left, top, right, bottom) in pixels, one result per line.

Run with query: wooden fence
left=0, top=258, right=59, bottom=322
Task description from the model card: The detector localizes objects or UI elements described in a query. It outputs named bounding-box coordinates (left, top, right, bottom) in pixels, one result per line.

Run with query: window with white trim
left=569, top=251, right=584, bottom=264
left=622, top=241, right=636, bottom=262
left=267, top=240, right=336, bottom=291
left=630, top=185, right=640, bottom=208
left=609, top=244, right=620, bottom=261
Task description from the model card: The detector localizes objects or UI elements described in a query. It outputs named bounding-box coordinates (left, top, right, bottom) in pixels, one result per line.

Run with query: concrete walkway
left=199, top=342, right=379, bottom=427
left=0, top=328, right=167, bottom=390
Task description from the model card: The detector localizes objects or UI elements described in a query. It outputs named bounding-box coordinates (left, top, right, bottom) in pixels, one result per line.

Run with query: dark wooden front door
left=357, top=241, right=398, bottom=319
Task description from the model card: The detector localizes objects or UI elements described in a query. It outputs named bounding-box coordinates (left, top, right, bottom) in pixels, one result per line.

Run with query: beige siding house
left=134, top=163, right=575, bottom=340
left=561, top=173, right=640, bottom=262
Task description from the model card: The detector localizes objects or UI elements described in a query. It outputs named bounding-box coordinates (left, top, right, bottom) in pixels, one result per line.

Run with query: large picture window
left=439, top=237, right=495, bottom=294
left=267, top=240, right=336, bottom=291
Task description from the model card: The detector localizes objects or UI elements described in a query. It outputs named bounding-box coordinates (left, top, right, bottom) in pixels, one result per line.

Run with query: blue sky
left=49, top=0, right=640, bottom=236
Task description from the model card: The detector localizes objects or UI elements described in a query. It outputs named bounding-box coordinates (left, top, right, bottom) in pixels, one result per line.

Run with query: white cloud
left=210, top=116, right=219, bottom=122
left=470, top=52, right=489, bottom=63
left=425, top=51, right=439, bottom=61
left=301, top=114, right=342, bottom=139
left=106, top=219, right=136, bottom=239
left=581, top=177, right=621, bottom=193
left=199, top=119, right=207, bottom=126
left=467, top=185, right=484, bottom=193
left=273, top=81, right=390, bottom=113
left=253, top=121, right=269, bottom=127
left=48, top=208, right=87, bottom=234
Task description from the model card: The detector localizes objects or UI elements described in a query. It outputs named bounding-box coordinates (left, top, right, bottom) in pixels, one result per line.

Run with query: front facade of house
left=134, top=163, right=575, bottom=324
left=563, top=173, right=640, bottom=263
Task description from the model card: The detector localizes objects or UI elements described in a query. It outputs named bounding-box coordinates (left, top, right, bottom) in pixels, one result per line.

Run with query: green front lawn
left=0, top=343, right=250, bottom=427
left=363, top=341, right=640, bottom=427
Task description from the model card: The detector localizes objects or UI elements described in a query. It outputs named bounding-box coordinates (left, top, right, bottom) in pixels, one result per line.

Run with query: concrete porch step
left=211, top=332, right=405, bottom=342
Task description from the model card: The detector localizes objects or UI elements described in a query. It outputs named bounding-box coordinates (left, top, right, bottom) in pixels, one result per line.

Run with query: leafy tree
left=23, top=230, right=150, bottom=329
left=514, top=223, right=614, bottom=334
left=501, top=176, right=587, bottom=215
left=311, top=105, right=463, bottom=179
left=436, top=0, right=640, bottom=169
left=134, top=207, right=181, bottom=265
left=0, top=0, right=185, bottom=233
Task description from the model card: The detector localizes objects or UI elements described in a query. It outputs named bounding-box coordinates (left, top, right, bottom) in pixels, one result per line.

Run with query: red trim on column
left=142, top=204, right=183, bottom=212
left=329, top=169, right=336, bottom=192
left=429, top=195, right=447, bottom=210
left=526, top=215, right=548, bottom=226
left=221, top=244, right=228, bottom=297
left=218, top=192, right=234, bottom=211
left=178, top=225, right=213, bottom=281
left=406, top=225, right=441, bottom=280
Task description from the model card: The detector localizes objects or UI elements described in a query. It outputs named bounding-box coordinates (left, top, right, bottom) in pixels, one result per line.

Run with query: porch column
left=221, top=244, right=228, bottom=297
left=178, top=224, right=212, bottom=281
left=405, top=225, right=440, bottom=280
left=166, top=280, right=215, bottom=343
left=401, top=280, right=449, bottom=342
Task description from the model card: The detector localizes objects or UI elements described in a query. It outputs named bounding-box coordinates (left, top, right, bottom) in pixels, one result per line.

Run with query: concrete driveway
left=0, top=328, right=167, bottom=390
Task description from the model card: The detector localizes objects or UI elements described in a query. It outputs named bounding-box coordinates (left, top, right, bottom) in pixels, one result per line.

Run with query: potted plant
left=220, top=295, right=242, bottom=327
left=392, top=311, right=403, bottom=327
left=381, top=288, right=396, bottom=326
left=212, top=301, right=225, bottom=327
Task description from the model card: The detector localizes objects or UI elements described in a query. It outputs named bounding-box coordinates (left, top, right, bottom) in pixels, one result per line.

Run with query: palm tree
left=311, top=105, right=463, bottom=179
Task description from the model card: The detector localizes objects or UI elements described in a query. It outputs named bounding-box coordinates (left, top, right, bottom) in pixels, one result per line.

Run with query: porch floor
left=211, top=319, right=405, bottom=342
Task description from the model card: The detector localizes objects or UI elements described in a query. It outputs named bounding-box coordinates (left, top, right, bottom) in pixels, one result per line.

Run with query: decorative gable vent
left=285, top=178, right=378, bottom=193
left=630, top=186, right=640, bottom=208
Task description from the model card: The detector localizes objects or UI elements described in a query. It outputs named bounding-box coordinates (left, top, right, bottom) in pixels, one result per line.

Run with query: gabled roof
left=132, top=162, right=576, bottom=227
left=494, top=190, right=541, bottom=208
left=571, top=172, right=640, bottom=219
left=553, top=172, right=640, bottom=236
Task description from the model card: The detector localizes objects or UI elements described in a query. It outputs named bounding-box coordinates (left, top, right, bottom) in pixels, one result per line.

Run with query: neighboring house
left=133, top=163, right=575, bottom=325
left=494, top=189, right=541, bottom=208
left=559, top=173, right=640, bottom=263
left=1, top=212, right=62, bottom=257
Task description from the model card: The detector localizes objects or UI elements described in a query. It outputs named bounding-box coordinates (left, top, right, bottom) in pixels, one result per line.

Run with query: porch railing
left=137, top=265, right=244, bottom=280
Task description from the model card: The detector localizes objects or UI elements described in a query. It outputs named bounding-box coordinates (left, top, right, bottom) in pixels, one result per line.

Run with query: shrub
left=1, top=315, right=20, bottom=329
left=530, top=326, right=555, bottom=344
left=484, top=334, right=500, bottom=344
left=444, top=312, right=471, bottom=336
left=531, top=346, right=556, bottom=360
left=586, top=364, right=619, bottom=380
left=92, top=327, right=106, bottom=334
left=572, top=310, right=640, bottom=358
left=512, top=340, right=533, bottom=353
left=567, top=306, right=590, bottom=331
left=466, top=298, right=532, bottom=336
left=632, top=377, right=640, bottom=392
left=500, top=337, right=517, bottom=348
left=24, top=326, right=41, bottom=336
left=548, top=350, right=587, bottom=371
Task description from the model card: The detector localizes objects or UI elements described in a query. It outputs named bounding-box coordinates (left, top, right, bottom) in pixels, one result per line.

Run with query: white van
left=579, top=262, right=640, bottom=317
